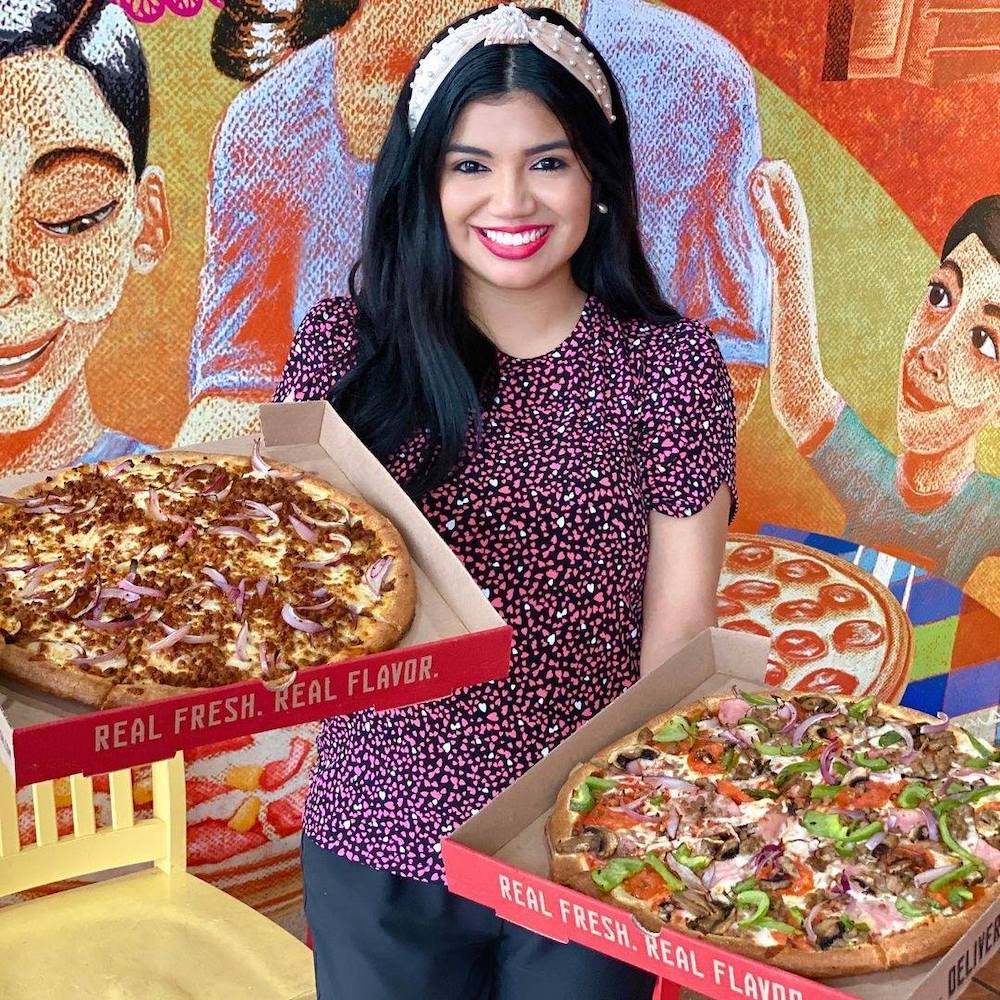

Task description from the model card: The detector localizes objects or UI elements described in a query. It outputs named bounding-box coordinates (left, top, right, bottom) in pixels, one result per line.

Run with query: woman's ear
left=132, top=166, right=171, bottom=274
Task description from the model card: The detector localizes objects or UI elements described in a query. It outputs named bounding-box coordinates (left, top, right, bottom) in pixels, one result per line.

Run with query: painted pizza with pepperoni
left=717, top=534, right=912, bottom=702
left=0, top=446, right=415, bottom=706
left=547, top=691, right=1000, bottom=978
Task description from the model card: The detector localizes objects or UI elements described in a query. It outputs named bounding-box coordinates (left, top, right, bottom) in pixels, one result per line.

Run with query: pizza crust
left=0, top=644, right=114, bottom=707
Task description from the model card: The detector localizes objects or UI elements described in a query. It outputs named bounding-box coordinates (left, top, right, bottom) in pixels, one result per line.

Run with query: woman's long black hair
left=333, top=4, right=680, bottom=499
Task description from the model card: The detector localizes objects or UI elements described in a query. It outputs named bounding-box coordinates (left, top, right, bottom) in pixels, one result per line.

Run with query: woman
left=0, top=0, right=169, bottom=476
left=180, top=0, right=768, bottom=445
left=276, top=6, right=738, bottom=998
left=751, top=160, right=998, bottom=587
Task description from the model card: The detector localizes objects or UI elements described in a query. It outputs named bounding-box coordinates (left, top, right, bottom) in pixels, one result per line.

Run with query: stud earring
left=595, top=202, right=609, bottom=214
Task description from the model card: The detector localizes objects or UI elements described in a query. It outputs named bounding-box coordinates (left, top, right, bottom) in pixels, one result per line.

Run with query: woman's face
left=0, top=51, right=168, bottom=434
left=896, top=233, right=1000, bottom=454
left=439, top=91, right=593, bottom=299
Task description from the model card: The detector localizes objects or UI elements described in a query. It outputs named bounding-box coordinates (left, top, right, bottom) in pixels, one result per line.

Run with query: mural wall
left=2, top=0, right=997, bottom=928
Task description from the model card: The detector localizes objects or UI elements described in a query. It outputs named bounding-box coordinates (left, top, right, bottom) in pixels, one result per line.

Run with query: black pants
left=301, top=836, right=657, bottom=1000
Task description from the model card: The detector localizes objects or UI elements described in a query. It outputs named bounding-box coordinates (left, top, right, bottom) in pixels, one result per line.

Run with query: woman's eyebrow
left=445, top=140, right=572, bottom=157
left=31, top=147, right=128, bottom=176
left=941, top=258, right=964, bottom=291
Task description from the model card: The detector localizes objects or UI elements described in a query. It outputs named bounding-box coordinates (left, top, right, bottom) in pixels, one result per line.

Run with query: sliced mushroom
left=689, top=901, right=734, bottom=934
left=612, top=745, right=659, bottom=769
left=794, top=694, right=839, bottom=714
left=975, top=806, right=1000, bottom=842
left=555, top=826, right=618, bottom=859
left=814, top=915, right=846, bottom=950
left=671, top=889, right=715, bottom=918
left=840, top=767, right=870, bottom=787
left=759, top=854, right=798, bottom=889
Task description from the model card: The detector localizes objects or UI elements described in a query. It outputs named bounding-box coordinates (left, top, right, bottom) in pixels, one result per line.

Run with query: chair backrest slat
left=31, top=782, right=58, bottom=847
left=0, top=753, right=186, bottom=896
left=70, top=774, right=96, bottom=837
left=0, top=764, right=20, bottom=857
left=108, top=768, right=135, bottom=830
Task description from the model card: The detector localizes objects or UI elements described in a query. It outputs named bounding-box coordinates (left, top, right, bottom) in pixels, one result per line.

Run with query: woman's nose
left=0, top=259, right=35, bottom=310
left=490, top=171, right=535, bottom=217
left=916, top=344, right=946, bottom=382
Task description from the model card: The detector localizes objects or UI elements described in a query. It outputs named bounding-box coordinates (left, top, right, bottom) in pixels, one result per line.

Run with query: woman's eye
left=972, top=327, right=998, bottom=361
left=531, top=157, right=566, bottom=171
left=454, top=160, right=486, bottom=174
left=36, top=201, right=118, bottom=236
left=927, top=281, right=951, bottom=310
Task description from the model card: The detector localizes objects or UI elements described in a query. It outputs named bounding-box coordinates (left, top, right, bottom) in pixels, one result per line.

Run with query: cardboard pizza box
left=441, top=628, right=1000, bottom=1000
left=0, top=401, right=512, bottom=785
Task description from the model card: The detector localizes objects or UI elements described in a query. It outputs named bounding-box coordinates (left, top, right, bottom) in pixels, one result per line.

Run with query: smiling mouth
left=0, top=329, right=61, bottom=388
left=478, top=226, right=551, bottom=247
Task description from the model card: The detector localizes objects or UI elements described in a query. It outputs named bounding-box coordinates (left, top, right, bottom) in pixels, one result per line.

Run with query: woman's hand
left=749, top=159, right=843, bottom=454
left=638, top=485, right=731, bottom=678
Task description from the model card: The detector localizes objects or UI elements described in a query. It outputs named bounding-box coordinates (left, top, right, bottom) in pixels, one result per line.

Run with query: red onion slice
left=289, top=515, right=319, bottom=544
left=117, top=579, right=166, bottom=599
left=919, top=712, right=950, bottom=735
left=148, top=624, right=192, bottom=651
left=914, top=863, right=959, bottom=886
left=752, top=843, right=783, bottom=872
left=177, top=525, right=196, bottom=547
left=625, top=759, right=643, bottom=776
left=820, top=738, right=844, bottom=784
left=103, top=459, right=134, bottom=477
left=69, top=584, right=101, bottom=621
left=281, top=603, right=325, bottom=634
left=804, top=902, right=825, bottom=945
left=201, top=566, right=232, bottom=596
left=171, top=462, right=217, bottom=490
left=666, top=854, right=705, bottom=890
left=255, top=577, right=269, bottom=598
left=296, top=558, right=345, bottom=570
left=235, top=621, right=250, bottom=661
left=250, top=438, right=274, bottom=476
left=243, top=500, right=281, bottom=524
left=363, top=556, right=393, bottom=597
left=291, top=501, right=350, bottom=528
left=19, top=561, right=62, bottom=599
left=920, top=805, right=939, bottom=840
left=233, top=578, right=247, bottom=619
left=83, top=610, right=150, bottom=632
left=209, top=525, right=260, bottom=544
left=793, top=710, right=840, bottom=747
left=651, top=775, right=698, bottom=792
left=665, top=808, right=681, bottom=839
left=147, top=488, right=168, bottom=522
left=98, top=587, right=142, bottom=604
left=182, top=632, right=219, bottom=645
left=865, top=831, right=887, bottom=852
left=0, top=495, right=26, bottom=507
left=205, top=478, right=233, bottom=501
left=69, top=641, right=127, bottom=667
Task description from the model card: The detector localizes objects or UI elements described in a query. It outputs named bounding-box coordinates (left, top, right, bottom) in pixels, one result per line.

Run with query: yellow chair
left=0, top=752, right=316, bottom=999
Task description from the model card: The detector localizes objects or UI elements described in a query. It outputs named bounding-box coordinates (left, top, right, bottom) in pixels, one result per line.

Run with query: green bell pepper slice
left=591, top=857, right=645, bottom=892
left=960, top=784, right=1000, bottom=806
left=929, top=861, right=978, bottom=893
left=673, top=843, right=710, bottom=873
left=746, top=788, right=779, bottom=800
left=895, top=897, right=928, bottom=919
left=757, top=742, right=816, bottom=758
left=736, top=717, right=772, bottom=736
left=570, top=784, right=594, bottom=813
left=878, top=731, right=904, bottom=747
left=810, top=784, right=842, bottom=800
left=803, top=810, right=848, bottom=840
left=841, top=820, right=884, bottom=844
left=967, top=732, right=1000, bottom=763
left=736, top=889, right=771, bottom=927
left=756, top=917, right=799, bottom=935
left=848, top=696, right=875, bottom=719
left=897, top=783, right=932, bottom=808
left=852, top=751, right=891, bottom=772
left=776, top=759, right=820, bottom=787
left=739, top=690, right=779, bottom=707
left=732, top=876, right=759, bottom=895
left=653, top=716, right=693, bottom=744
left=644, top=853, right=684, bottom=892
left=948, top=886, right=974, bottom=908
left=939, top=814, right=986, bottom=872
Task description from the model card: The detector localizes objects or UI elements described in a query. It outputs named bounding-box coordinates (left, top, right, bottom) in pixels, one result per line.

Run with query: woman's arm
left=638, top=484, right=732, bottom=678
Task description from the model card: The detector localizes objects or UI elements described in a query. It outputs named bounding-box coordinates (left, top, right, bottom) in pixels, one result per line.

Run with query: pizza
left=0, top=445, right=416, bottom=707
left=547, top=691, right=1000, bottom=978
left=719, top=534, right=912, bottom=701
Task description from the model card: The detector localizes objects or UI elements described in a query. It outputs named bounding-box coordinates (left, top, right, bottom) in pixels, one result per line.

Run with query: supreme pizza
left=718, top=534, right=912, bottom=701
left=0, top=446, right=415, bottom=707
left=547, top=691, right=1000, bottom=978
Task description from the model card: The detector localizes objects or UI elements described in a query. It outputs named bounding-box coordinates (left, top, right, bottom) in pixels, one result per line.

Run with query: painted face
left=0, top=51, right=167, bottom=434
left=897, top=234, right=1000, bottom=454
left=439, top=91, right=593, bottom=301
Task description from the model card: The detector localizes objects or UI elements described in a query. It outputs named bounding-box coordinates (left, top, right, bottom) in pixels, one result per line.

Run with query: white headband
left=407, top=4, right=617, bottom=134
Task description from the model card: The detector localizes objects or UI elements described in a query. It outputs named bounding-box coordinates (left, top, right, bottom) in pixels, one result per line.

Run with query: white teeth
left=0, top=342, right=50, bottom=369
left=482, top=227, right=548, bottom=246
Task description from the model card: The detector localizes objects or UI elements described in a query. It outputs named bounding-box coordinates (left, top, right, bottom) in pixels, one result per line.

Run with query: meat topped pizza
left=0, top=445, right=416, bottom=707
left=547, top=691, right=1000, bottom=978
left=718, top=534, right=912, bottom=702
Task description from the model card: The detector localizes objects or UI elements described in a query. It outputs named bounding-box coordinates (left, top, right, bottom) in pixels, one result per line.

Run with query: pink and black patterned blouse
left=274, top=294, right=738, bottom=881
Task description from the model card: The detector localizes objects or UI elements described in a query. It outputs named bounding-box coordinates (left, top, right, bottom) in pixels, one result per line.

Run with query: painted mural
left=1, top=0, right=997, bottom=928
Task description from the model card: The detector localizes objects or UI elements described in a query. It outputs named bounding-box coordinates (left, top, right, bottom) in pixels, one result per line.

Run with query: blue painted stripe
left=941, top=658, right=1000, bottom=717
left=899, top=673, right=948, bottom=715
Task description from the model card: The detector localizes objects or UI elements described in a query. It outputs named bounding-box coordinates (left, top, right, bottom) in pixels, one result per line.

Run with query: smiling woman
left=0, top=0, right=170, bottom=476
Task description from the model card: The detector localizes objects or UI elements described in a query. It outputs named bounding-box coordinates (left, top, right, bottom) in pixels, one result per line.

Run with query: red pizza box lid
left=441, top=627, right=1000, bottom=1000
left=0, top=401, right=512, bottom=784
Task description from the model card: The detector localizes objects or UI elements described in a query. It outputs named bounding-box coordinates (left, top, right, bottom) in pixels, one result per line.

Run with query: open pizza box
left=0, top=400, right=512, bottom=785
left=441, top=628, right=1000, bottom=1000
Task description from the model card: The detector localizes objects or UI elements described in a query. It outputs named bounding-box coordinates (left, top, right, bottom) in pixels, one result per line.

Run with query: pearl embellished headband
left=407, top=4, right=617, bottom=134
